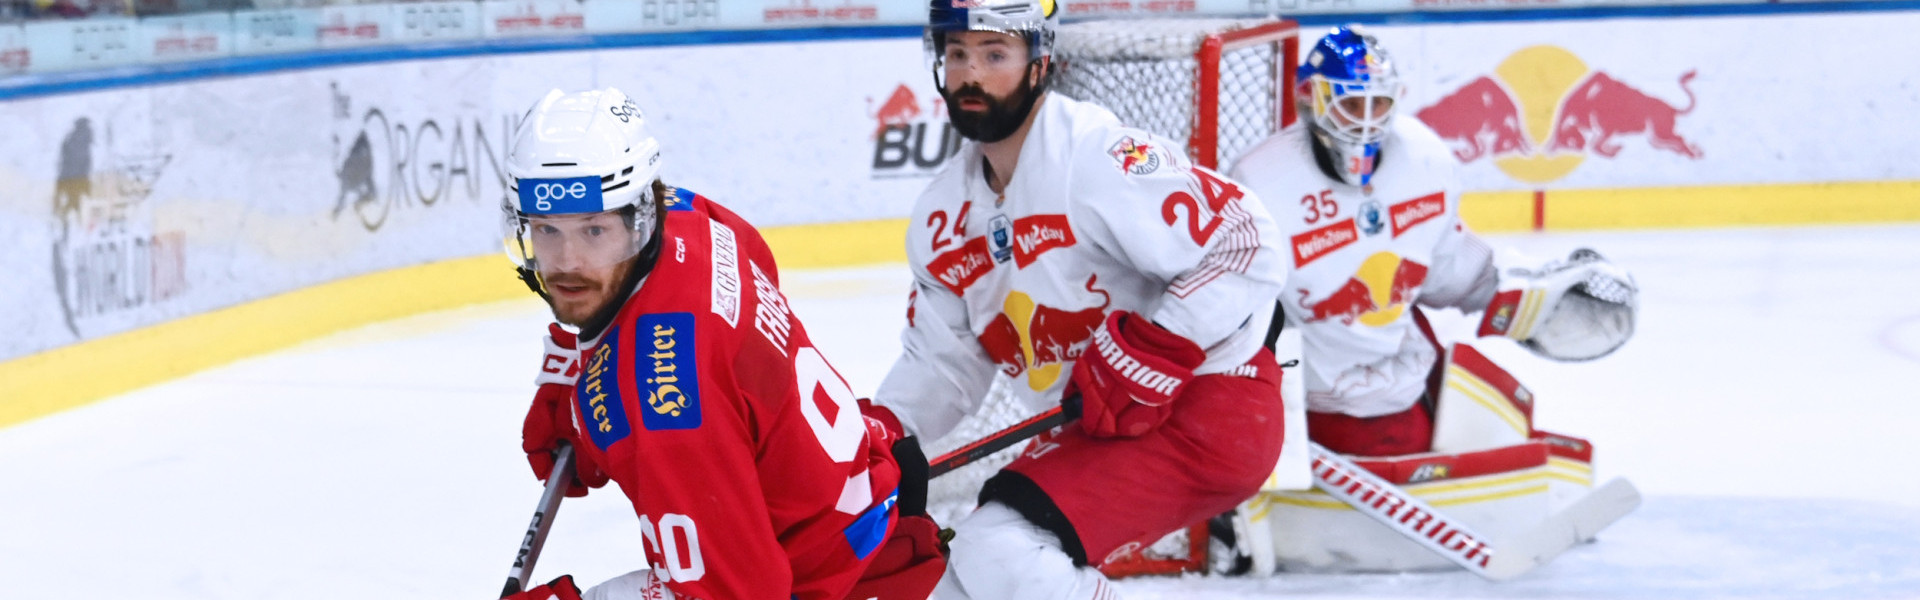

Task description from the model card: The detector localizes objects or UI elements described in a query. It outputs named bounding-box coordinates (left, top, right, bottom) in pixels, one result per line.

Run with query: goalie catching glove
left=523, top=323, right=610, bottom=497
left=1066, top=311, right=1207, bottom=438
left=1478, top=248, right=1638, bottom=361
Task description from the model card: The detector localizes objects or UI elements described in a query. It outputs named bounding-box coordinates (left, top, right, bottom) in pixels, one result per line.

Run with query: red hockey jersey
left=567, top=188, right=902, bottom=600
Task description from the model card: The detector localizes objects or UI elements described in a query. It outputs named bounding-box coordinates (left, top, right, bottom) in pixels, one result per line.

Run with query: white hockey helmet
left=500, top=88, right=663, bottom=279
left=925, top=0, right=1059, bottom=68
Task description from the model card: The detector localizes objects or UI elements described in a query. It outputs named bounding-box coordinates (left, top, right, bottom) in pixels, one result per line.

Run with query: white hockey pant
left=933, top=502, right=1121, bottom=600
left=581, top=569, right=674, bottom=600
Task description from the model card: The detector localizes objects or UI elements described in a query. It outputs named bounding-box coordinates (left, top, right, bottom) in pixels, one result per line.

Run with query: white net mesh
left=922, top=374, right=1043, bottom=526
left=1052, top=18, right=1293, bottom=172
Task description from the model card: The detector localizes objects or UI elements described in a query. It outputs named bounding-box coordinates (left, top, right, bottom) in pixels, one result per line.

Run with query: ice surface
left=3, top=224, right=1918, bottom=598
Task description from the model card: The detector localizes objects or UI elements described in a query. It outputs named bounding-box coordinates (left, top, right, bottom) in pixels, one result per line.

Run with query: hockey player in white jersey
left=859, top=1, right=1293, bottom=597
left=1226, top=26, right=1640, bottom=571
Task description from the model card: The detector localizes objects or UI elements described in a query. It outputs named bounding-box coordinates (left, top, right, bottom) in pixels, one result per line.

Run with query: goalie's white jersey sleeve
left=1229, top=118, right=1496, bottom=418
left=876, top=93, right=1287, bottom=439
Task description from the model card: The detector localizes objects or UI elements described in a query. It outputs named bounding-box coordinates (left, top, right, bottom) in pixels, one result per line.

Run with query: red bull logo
left=869, top=83, right=961, bottom=177
left=1300, top=252, right=1428, bottom=327
left=1415, top=46, right=1702, bottom=184
left=976, top=276, right=1111, bottom=391
left=869, top=84, right=920, bottom=139
left=1108, top=136, right=1162, bottom=175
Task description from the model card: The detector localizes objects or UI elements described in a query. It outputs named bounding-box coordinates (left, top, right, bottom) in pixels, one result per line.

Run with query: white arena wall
left=3, top=6, right=1918, bottom=424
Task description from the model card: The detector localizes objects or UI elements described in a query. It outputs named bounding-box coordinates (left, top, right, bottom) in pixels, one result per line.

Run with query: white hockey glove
left=1477, top=248, right=1638, bottom=361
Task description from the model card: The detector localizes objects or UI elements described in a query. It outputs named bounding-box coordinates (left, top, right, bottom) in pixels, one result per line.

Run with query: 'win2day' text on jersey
left=878, top=93, right=1288, bottom=440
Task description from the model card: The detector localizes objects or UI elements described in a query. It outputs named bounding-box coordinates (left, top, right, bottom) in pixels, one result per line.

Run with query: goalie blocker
left=1251, top=342, right=1600, bottom=572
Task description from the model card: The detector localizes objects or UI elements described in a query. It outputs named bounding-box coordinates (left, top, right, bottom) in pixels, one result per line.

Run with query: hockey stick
left=501, top=443, right=575, bottom=598
left=928, top=405, right=1066, bottom=479
left=1307, top=442, right=1641, bottom=580
left=924, top=402, right=1640, bottom=580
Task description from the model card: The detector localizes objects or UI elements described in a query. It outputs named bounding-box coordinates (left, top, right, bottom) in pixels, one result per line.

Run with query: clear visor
left=500, top=206, right=647, bottom=275
left=924, top=27, right=1044, bottom=73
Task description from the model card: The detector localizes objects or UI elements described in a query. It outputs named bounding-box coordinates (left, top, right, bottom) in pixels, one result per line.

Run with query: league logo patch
left=578, top=336, right=634, bottom=450
left=637, top=312, right=702, bottom=431
left=664, top=186, right=694, bottom=212
left=989, top=214, right=1013, bottom=263
left=1108, top=136, right=1161, bottom=175
left=1358, top=200, right=1386, bottom=236
left=1409, top=463, right=1453, bottom=483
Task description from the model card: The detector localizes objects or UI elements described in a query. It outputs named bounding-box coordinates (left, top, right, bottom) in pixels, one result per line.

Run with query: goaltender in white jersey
left=1224, top=26, right=1640, bottom=573
left=1231, top=25, right=1638, bottom=458
left=1235, top=115, right=1493, bottom=423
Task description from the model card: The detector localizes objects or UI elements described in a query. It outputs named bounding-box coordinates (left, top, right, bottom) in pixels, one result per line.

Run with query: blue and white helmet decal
left=1299, top=26, right=1402, bottom=186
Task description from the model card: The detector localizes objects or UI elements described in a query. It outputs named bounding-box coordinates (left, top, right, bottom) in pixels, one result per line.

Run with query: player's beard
left=944, top=75, right=1038, bottom=144
left=542, top=259, right=635, bottom=328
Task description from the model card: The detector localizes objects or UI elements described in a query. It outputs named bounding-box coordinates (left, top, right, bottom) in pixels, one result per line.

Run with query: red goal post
left=1053, top=17, right=1301, bottom=172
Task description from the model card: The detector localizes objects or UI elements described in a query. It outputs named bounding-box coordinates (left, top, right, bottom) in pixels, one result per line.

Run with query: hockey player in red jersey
left=863, top=2, right=1293, bottom=598
left=499, top=88, right=944, bottom=600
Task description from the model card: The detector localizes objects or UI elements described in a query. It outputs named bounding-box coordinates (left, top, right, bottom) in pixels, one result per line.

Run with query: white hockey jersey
left=1229, top=118, right=1496, bottom=418
left=875, top=93, right=1288, bottom=440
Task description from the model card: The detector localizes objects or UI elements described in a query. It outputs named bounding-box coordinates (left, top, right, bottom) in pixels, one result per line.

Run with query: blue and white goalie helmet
left=1299, top=26, right=1403, bottom=186
left=500, top=87, right=663, bottom=279
left=925, top=0, right=1059, bottom=73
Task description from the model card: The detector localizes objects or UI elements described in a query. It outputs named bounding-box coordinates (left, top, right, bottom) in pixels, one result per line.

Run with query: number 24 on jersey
left=1161, top=169, right=1244, bottom=246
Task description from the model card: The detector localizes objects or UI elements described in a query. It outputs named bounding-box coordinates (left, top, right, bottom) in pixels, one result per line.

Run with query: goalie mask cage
left=922, top=17, right=1300, bottom=577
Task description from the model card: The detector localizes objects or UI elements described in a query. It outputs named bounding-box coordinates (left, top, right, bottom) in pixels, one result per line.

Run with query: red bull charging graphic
left=1415, top=45, right=1702, bottom=184
left=1299, top=252, right=1428, bottom=328
left=977, top=275, right=1111, bottom=391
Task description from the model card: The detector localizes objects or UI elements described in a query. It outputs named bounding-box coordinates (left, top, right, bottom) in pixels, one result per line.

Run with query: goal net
left=1053, top=18, right=1300, bottom=172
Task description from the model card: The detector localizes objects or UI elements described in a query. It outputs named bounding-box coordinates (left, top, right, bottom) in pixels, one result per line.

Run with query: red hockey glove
left=842, top=513, right=948, bottom=600
left=1066, top=311, right=1206, bottom=438
left=523, top=324, right=608, bottom=497
left=503, top=575, right=584, bottom=600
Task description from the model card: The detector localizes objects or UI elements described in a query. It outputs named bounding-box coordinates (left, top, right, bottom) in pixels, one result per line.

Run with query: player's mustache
left=951, top=85, right=995, bottom=105
left=543, top=273, right=598, bottom=288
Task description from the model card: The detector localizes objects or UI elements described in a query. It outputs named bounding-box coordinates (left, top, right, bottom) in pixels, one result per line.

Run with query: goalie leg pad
left=1430, top=342, right=1535, bottom=454
left=996, top=349, right=1286, bottom=569
left=1257, top=440, right=1590, bottom=573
